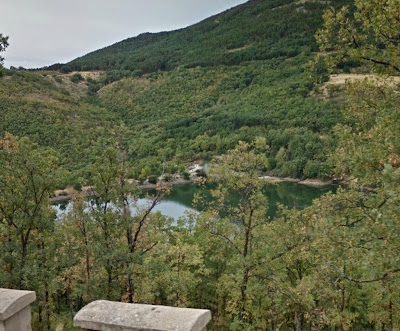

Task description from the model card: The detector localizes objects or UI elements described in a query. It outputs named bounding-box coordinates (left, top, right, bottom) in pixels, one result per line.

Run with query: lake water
left=55, top=182, right=336, bottom=219
left=156, top=182, right=335, bottom=218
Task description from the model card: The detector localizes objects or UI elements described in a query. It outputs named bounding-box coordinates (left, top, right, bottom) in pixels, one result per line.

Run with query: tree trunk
left=19, top=233, right=28, bottom=289
left=295, top=311, right=304, bottom=331
left=127, top=273, right=135, bottom=303
left=107, top=269, right=112, bottom=300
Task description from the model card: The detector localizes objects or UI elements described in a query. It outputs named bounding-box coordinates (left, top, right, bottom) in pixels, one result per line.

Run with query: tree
left=0, top=33, right=9, bottom=76
left=0, top=133, right=61, bottom=289
left=84, top=148, right=126, bottom=300
left=196, top=138, right=271, bottom=328
left=301, top=1, right=400, bottom=328
left=65, top=130, right=171, bottom=304
left=316, top=0, right=400, bottom=74
left=261, top=79, right=400, bottom=329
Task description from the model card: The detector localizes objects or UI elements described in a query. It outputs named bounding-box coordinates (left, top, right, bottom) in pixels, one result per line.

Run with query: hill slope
left=1, top=0, right=351, bottom=184
left=52, top=0, right=348, bottom=74
left=0, top=70, right=117, bottom=184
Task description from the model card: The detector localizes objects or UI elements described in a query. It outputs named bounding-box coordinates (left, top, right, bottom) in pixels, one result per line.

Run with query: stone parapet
left=74, top=300, right=211, bottom=331
left=0, top=288, right=36, bottom=331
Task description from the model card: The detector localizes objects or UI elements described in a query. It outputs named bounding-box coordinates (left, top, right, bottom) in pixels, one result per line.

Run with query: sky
left=1, top=0, right=247, bottom=69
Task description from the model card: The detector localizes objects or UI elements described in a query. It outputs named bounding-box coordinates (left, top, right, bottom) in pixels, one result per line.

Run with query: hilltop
left=50, top=0, right=348, bottom=74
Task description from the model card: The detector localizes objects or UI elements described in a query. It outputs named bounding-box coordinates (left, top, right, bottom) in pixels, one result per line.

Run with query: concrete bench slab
left=0, top=288, right=36, bottom=331
left=74, top=300, right=211, bottom=331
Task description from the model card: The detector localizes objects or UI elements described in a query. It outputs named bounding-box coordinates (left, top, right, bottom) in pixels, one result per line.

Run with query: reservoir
left=55, top=182, right=336, bottom=220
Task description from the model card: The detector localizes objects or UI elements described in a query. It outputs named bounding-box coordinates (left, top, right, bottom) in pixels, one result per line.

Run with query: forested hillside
left=2, top=0, right=353, bottom=185
left=0, top=70, right=116, bottom=185
left=51, top=0, right=348, bottom=74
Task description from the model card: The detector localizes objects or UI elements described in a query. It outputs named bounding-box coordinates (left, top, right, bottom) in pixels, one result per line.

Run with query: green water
left=153, top=182, right=336, bottom=219
left=55, top=182, right=336, bottom=220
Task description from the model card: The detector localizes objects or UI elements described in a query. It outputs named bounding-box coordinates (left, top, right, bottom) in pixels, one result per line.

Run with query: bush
left=73, top=182, right=82, bottom=192
left=53, top=76, right=62, bottom=84
left=60, top=66, right=72, bottom=73
left=268, top=157, right=277, bottom=170
left=303, top=160, right=330, bottom=179
left=196, top=170, right=207, bottom=178
left=148, top=175, right=158, bottom=184
left=70, top=73, right=84, bottom=83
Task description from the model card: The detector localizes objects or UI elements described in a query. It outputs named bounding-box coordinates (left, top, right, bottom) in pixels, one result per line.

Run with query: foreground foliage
left=316, top=0, right=400, bottom=74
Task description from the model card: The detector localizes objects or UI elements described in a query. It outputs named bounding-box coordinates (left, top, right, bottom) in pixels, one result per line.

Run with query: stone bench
left=74, top=300, right=211, bottom=331
left=0, top=288, right=36, bottom=331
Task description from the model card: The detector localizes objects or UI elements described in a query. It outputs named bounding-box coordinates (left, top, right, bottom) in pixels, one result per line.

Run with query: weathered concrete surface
left=0, top=288, right=36, bottom=331
left=74, top=300, right=211, bottom=331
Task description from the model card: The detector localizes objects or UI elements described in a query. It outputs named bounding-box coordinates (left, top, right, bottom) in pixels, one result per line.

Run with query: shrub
left=182, top=171, right=191, bottom=180
left=148, top=175, right=158, bottom=184
left=70, top=73, right=84, bottom=83
left=73, top=182, right=82, bottom=192
left=53, top=76, right=62, bottom=84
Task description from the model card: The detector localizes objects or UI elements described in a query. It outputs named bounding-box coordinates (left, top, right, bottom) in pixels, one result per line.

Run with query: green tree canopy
left=0, top=133, right=62, bottom=289
left=316, top=0, right=400, bottom=74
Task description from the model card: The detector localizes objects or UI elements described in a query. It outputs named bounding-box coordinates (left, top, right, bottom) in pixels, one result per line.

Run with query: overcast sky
left=1, top=0, right=247, bottom=69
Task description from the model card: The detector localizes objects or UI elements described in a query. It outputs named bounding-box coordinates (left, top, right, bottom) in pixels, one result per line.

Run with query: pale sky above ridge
left=1, top=0, right=247, bottom=69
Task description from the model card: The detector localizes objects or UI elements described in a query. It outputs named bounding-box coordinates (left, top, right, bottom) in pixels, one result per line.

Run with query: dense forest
left=1, top=0, right=400, bottom=330
left=49, top=0, right=348, bottom=73
left=1, top=0, right=351, bottom=185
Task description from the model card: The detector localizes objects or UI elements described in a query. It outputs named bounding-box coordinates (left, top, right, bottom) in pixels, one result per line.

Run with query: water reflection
left=54, top=182, right=336, bottom=220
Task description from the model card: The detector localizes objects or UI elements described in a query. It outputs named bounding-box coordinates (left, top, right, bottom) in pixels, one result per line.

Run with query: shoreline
left=51, top=179, right=194, bottom=203
left=51, top=176, right=337, bottom=203
left=259, top=175, right=336, bottom=187
left=138, top=178, right=193, bottom=190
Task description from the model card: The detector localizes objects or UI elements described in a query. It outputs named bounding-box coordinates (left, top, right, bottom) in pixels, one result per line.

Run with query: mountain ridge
left=47, top=0, right=346, bottom=74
